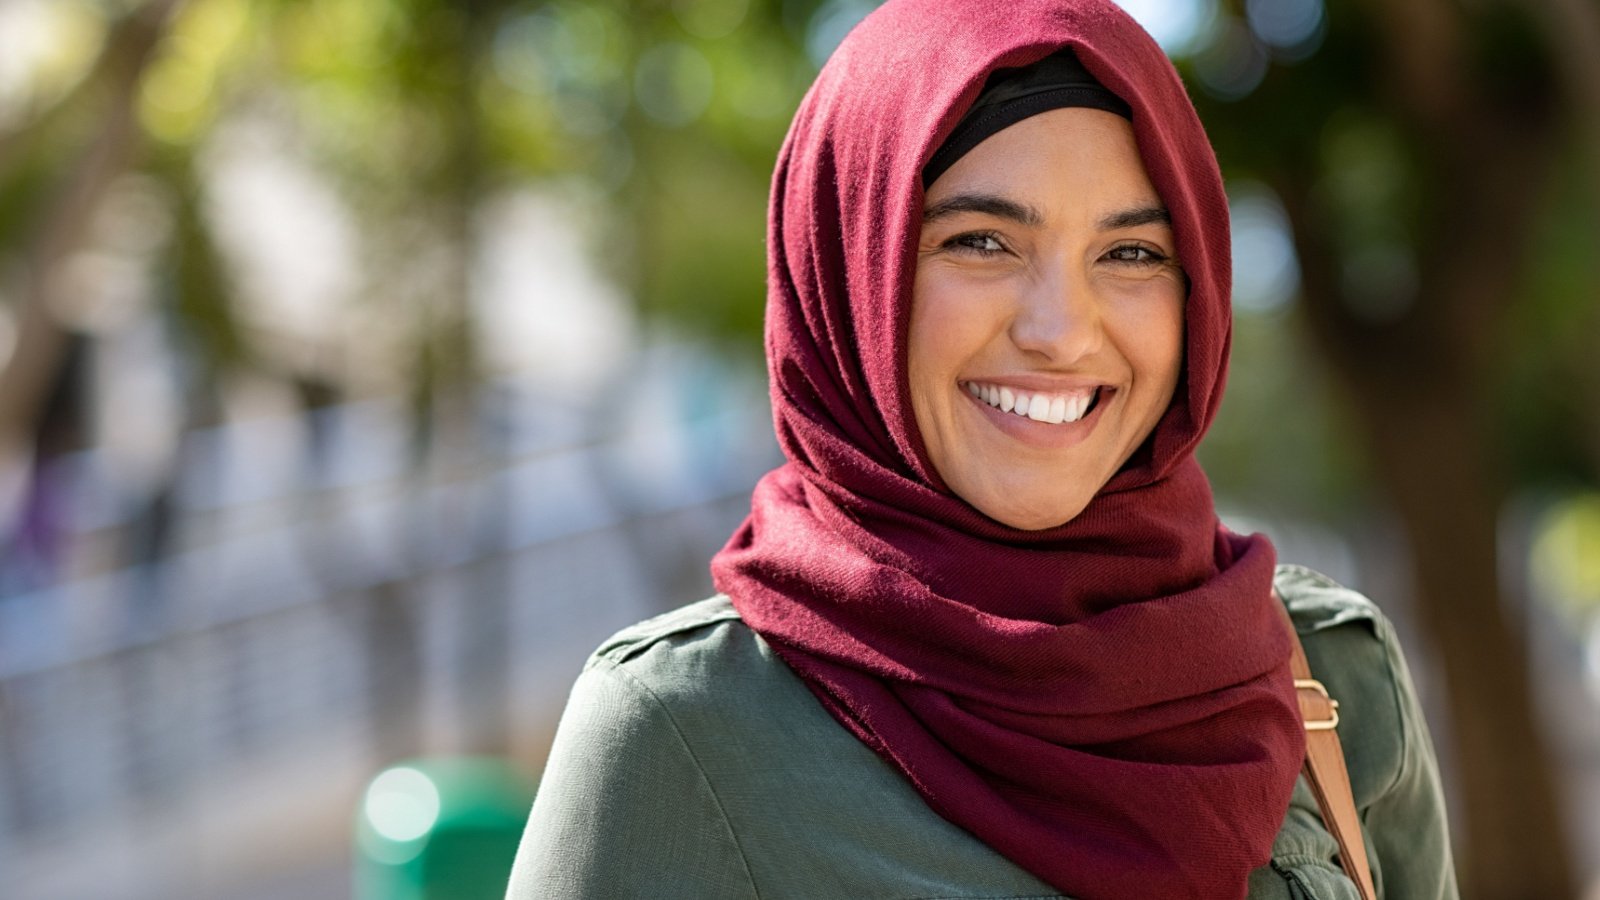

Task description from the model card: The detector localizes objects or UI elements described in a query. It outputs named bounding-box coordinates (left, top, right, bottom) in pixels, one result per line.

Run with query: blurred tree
left=486, top=0, right=824, bottom=342
left=0, top=0, right=182, bottom=467
left=0, top=0, right=826, bottom=767
left=1191, top=1, right=1600, bottom=897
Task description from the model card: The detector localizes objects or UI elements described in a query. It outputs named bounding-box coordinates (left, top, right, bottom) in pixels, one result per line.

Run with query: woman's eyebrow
left=922, top=192, right=1044, bottom=227
left=1097, top=204, right=1170, bottom=230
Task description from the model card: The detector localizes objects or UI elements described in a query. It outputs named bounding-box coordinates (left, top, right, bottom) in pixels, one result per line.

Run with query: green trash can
left=354, top=757, right=537, bottom=900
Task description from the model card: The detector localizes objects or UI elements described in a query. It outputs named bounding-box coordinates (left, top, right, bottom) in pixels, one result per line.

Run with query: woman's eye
left=1105, top=244, right=1168, bottom=265
left=945, top=232, right=1005, bottom=255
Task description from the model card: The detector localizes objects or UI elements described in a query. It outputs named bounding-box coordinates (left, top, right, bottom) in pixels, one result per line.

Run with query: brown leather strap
left=1276, top=594, right=1378, bottom=900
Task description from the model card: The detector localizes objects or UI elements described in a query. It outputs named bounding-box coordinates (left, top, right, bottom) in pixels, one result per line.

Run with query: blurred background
left=0, top=0, right=1595, bottom=898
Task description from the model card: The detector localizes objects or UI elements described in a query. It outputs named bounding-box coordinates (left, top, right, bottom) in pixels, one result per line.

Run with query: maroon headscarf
left=710, top=1, right=1304, bottom=897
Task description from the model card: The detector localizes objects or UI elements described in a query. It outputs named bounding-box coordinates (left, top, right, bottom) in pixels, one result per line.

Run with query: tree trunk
left=1280, top=113, right=1578, bottom=894
left=1360, top=372, right=1575, bottom=900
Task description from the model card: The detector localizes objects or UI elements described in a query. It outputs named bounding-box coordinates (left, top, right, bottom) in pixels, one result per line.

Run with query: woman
left=508, top=0, right=1458, bottom=897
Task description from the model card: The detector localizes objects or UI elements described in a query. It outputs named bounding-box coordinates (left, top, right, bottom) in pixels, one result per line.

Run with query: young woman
left=508, top=1, right=1458, bottom=897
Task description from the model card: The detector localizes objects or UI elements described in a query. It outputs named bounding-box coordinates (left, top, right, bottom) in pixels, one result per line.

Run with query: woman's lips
left=960, top=379, right=1113, bottom=449
left=963, top=380, right=1101, bottom=423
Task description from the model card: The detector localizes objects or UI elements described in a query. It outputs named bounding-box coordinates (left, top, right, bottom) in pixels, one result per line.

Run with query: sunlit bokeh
left=1192, top=16, right=1269, bottom=100
left=1113, top=0, right=1216, bottom=56
left=1244, top=0, right=1325, bottom=60
left=363, top=767, right=441, bottom=846
left=1533, top=494, right=1600, bottom=623
left=804, top=0, right=877, bottom=67
left=0, top=0, right=106, bottom=128
left=1229, top=181, right=1300, bottom=314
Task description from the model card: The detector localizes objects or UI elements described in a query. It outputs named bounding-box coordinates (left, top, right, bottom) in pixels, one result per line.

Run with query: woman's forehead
left=922, top=108, right=1166, bottom=226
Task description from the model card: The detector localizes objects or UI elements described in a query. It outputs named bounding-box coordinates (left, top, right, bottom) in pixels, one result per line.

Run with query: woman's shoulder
left=590, top=595, right=745, bottom=666
left=1273, top=563, right=1387, bottom=634
left=582, top=595, right=782, bottom=702
left=1271, top=563, right=1413, bottom=810
left=575, top=595, right=884, bottom=777
left=563, top=601, right=1069, bottom=898
left=1267, top=563, right=1458, bottom=897
left=573, top=595, right=830, bottom=751
left=576, top=591, right=890, bottom=772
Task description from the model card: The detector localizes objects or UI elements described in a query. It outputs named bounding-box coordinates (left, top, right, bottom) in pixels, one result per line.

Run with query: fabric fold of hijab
left=709, top=1, right=1304, bottom=897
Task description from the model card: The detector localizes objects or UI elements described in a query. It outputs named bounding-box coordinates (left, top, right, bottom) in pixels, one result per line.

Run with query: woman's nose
left=1008, top=269, right=1104, bottom=364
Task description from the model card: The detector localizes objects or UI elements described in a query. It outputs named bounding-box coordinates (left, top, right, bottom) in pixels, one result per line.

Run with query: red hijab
left=710, top=1, right=1304, bottom=896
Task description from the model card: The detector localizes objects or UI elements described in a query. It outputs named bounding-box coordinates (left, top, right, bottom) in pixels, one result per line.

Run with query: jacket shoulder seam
left=1273, top=564, right=1381, bottom=634
left=589, top=598, right=743, bottom=669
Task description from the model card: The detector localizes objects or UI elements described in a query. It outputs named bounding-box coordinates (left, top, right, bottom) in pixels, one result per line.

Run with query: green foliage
left=2, top=0, right=1593, bottom=516
left=630, top=129, right=771, bottom=339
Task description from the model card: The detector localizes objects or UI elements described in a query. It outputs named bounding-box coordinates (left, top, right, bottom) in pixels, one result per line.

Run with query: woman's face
left=908, top=107, right=1186, bottom=530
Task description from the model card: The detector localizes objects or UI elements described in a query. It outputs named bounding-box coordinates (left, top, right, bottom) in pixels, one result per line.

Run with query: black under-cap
left=922, top=48, right=1132, bottom=188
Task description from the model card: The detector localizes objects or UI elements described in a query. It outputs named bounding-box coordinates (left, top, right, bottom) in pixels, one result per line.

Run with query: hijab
left=709, top=2, right=1304, bottom=897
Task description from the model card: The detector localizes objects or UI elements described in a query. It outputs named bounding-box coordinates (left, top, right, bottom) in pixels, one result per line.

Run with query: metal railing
left=0, top=373, right=780, bottom=900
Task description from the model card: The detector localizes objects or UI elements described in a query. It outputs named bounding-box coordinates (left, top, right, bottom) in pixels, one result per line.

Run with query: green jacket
left=508, top=565, right=1458, bottom=899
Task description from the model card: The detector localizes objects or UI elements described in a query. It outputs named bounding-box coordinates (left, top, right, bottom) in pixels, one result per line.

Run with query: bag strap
left=1275, top=592, right=1378, bottom=900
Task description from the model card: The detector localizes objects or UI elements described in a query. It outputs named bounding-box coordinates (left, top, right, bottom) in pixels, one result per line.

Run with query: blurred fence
left=0, top=364, right=780, bottom=900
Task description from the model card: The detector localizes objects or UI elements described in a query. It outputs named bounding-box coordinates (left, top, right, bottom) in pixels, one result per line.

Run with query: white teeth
left=966, top=382, right=1100, bottom=424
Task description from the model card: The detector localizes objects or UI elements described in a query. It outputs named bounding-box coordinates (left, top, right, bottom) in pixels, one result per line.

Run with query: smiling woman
left=910, top=107, right=1186, bottom=530
left=506, top=2, right=1458, bottom=898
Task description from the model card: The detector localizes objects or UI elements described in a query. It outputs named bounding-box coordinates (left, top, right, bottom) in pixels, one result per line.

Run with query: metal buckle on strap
left=1295, top=678, right=1341, bottom=731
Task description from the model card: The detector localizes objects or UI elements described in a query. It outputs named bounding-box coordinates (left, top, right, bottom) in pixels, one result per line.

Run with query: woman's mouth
left=962, top=381, right=1104, bottom=425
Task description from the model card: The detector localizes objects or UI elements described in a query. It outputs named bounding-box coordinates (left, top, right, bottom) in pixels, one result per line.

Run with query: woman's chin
left=974, top=495, right=1090, bottom=532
